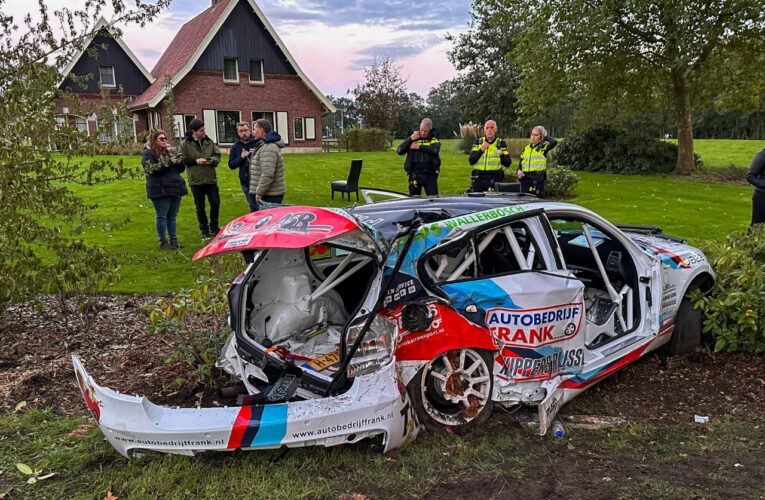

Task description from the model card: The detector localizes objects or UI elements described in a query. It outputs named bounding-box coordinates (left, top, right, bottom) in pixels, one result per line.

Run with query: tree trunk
left=672, top=71, right=696, bottom=174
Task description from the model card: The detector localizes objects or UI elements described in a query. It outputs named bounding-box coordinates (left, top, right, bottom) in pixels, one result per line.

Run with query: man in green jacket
left=180, top=118, right=221, bottom=238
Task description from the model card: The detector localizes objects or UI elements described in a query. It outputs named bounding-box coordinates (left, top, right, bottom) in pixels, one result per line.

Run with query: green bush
left=693, top=227, right=765, bottom=353
left=554, top=125, right=696, bottom=174
left=545, top=159, right=579, bottom=198
left=338, top=128, right=390, bottom=151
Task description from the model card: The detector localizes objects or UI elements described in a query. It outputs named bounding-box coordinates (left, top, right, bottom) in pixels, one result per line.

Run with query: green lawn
left=65, top=139, right=754, bottom=293
left=665, top=138, right=764, bottom=168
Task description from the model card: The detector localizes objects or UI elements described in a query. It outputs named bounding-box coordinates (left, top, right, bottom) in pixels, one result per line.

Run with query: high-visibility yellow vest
left=471, top=136, right=509, bottom=171
left=520, top=143, right=548, bottom=172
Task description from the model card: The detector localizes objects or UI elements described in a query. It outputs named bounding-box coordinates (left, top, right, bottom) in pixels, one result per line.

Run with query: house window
left=293, top=117, right=304, bottom=141
left=223, top=58, right=239, bottom=82
left=184, top=115, right=196, bottom=131
left=216, top=110, right=241, bottom=144
left=249, top=59, right=264, bottom=83
left=251, top=111, right=275, bottom=131
left=99, top=66, right=115, bottom=87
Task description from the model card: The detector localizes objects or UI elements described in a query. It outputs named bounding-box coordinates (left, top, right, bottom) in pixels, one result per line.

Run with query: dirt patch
left=0, top=295, right=234, bottom=415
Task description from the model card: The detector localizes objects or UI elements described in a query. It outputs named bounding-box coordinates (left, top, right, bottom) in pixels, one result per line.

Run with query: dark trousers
left=752, top=190, right=765, bottom=226
left=470, top=170, right=504, bottom=193
left=520, top=173, right=546, bottom=198
left=247, top=193, right=285, bottom=212
left=408, top=172, right=438, bottom=196
left=241, top=183, right=258, bottom=212
left=190, top=184, right=220, bottom=235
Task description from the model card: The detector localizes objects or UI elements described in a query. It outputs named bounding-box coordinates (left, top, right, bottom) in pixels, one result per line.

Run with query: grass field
left=67, top=138, right=755, bottom=293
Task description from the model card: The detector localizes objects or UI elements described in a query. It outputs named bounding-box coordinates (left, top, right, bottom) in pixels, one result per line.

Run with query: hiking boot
left=169, top=238, right=181, bottom=249
left=159, top=240, right=173, bottom=249
left=210, top=226, right=221, bottom=236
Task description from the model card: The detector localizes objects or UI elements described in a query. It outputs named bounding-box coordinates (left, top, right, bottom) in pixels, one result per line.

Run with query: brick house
left=55, top=17, right=153, bottom=140
left=130, top=0, right=335, bottom=151
left=57, top=0, right=335, bottom=152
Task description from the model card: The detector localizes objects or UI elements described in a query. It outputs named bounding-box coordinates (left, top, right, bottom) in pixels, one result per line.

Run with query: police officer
left=397, top=118, right=441, bottom=196
left=468, top=119, right=511, bottom=192
left=517, top=125, right=557, bottom=198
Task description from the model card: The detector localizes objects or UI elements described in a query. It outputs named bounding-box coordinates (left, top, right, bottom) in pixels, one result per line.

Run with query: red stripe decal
left=227, top=406, right=252, bottom=448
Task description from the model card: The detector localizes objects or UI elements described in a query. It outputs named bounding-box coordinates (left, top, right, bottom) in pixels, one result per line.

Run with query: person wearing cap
left=517, top=125, right=557, bottom=198
left=180, top=118, right=221, bottom=238
left=468, top=119, right=512, bottom=192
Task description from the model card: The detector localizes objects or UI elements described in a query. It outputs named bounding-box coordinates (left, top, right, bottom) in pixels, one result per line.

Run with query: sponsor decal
left=289, top=412, right=394, bottom=439
left=115, top=436, right=225, bottom=447
left=74, top=369, right=101, bottom=422
left=486, top=303, right=583, bottom=347
left=441, top=206, right=525, bottom=229
left=224, top=234, right=254, bottom=248
left=500, top=347, right=585, bottom=380
left=228, top=404, right=289, bottom=448
left=388, top=303, right=445, bottom=348
left=264, top=212, right=333, bottom=235
left=384, top=278, right=419, bottom=306
left=660, top=282, right=677, bottom=318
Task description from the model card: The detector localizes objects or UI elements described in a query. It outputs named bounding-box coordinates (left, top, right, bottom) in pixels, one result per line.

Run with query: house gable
left=194, top=0, right=297, bottom=76
left=59, top=29, right=152, bottom=95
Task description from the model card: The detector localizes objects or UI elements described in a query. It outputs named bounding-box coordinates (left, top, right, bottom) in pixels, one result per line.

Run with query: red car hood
left=193, top=206, right=365, bottom=260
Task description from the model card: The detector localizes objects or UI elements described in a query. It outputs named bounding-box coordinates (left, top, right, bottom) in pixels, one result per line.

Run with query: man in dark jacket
left=180, top=118, right=221, bottom=238
left=469, top=119, right=512, bottom=192
left=746, top=148, right=765, bottom=226
left=229, top=121, right=260, bottom=212
left=397, top=118, right=441, bottom=196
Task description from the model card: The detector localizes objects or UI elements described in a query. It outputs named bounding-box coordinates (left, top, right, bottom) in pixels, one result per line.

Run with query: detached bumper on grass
left=72, top=355, right=415, bottom=457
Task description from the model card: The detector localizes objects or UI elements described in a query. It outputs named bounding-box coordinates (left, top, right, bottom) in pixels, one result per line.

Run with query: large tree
left=426, top=79, right=462, bottom=138
left=351, top=58, right=411, bottom=131
left=446, top=3, right=520, bottom=135
left=503, top=0, right=765, bottom=173
left=0, top=1, right=168, bottom=312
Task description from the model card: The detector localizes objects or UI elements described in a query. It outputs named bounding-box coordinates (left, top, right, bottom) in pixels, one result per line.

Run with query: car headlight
left=345, top=315, right=397, bottom=378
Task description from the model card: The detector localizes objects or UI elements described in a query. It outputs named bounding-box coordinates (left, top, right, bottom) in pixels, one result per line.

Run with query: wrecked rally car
left=73, top=193, right=714, bottom=457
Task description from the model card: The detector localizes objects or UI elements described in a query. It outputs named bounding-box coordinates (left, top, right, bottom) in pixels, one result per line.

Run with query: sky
left=6, top=0, right=473, bottom=98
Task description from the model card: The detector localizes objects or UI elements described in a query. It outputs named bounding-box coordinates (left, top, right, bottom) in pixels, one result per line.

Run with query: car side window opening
left=425, top=220, right=546, bottom=283
left=548, top=217, right=641, bottom=346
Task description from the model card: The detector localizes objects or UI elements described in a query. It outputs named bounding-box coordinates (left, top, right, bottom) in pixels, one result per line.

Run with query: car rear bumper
left=72, top=355, right=417, bottom=458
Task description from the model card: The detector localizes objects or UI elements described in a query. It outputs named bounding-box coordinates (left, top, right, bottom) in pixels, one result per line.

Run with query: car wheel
left=667, top=293, right=702, bottom=355
left=408, top=348, right=494, bottom=430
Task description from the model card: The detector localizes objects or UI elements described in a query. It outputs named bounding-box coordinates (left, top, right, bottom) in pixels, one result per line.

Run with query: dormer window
left=99, top=66, right=115, bottom=87
left=223, top=57, right=239, bottom=82
left=249, top=59, right=264, bottom=84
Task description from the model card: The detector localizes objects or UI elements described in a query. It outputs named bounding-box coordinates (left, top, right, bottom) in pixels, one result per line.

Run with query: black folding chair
left=331, top=159, right=363, bottom=200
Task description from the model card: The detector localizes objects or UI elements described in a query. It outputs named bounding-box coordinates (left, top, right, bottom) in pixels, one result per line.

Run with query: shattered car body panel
left=75, top=196, right=714, bottom=456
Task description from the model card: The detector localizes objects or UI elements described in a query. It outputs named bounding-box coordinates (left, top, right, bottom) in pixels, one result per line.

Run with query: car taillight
left=345, top=315, right=397, bottom=378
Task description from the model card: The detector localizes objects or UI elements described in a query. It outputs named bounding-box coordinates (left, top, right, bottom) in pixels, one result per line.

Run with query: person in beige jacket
left=248, top=118, right=286, bottom=211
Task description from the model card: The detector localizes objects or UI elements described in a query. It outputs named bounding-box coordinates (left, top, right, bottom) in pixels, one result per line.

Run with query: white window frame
left=251, top=111, right=276, bottom=131
left=99, top=65, right=116, bottom=88
left=216, top=109, right=242, bottom=145
left=223, top=57, right=239, bottom=83
left=305, top=117, right=316, bottom=140
left=293, top=117, right=305, bottom=141
left=249, top=59, right=264, bottom=84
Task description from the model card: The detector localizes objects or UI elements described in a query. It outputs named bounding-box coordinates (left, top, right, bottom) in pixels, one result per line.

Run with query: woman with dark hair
left=141, top=130, right=188, bottom=249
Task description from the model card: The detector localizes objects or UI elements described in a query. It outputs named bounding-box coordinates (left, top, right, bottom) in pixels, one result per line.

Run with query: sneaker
left=169, top=239, right=181, bottom=249
left=159, top=240, right=173, bottom=249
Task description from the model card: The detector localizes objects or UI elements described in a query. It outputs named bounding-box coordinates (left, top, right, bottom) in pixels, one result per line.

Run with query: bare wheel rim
left=420, top=348, right=492, bottom=426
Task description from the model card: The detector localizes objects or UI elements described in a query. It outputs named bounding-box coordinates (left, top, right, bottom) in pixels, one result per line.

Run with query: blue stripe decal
left=250, top=404, right=288, bottom=446
left=441, top=279, right=520, bottom=310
